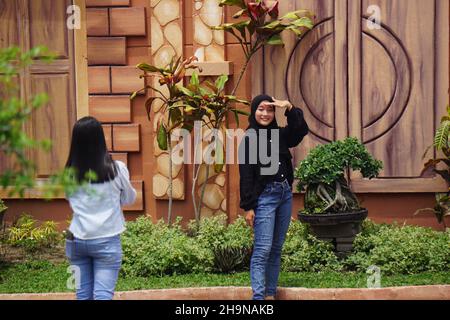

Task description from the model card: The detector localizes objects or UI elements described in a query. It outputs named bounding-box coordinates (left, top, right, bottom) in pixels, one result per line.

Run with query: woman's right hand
left=245, top=209, right=255, bottom=228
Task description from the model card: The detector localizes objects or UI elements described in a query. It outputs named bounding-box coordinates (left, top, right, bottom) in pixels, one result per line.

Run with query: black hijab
left=247, top=94, right=279, bottom=131
left=245, top=94, right=291, bottom=164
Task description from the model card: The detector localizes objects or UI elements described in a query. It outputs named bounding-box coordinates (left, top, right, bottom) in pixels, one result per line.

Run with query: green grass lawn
left=0, top=260, right=449, bottom=294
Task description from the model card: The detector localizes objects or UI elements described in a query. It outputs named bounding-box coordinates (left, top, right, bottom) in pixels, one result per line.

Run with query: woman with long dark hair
left=239, top=94, right=309, bottom=300
left=65, top=116, right=136, bottom=300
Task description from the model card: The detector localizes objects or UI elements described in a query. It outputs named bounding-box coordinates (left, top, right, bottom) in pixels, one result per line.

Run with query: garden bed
left=0, top=215, right=448, bottom=299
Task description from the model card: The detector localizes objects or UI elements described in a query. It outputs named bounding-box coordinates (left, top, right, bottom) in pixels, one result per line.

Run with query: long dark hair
left=65, top=116, right=117, bottom=183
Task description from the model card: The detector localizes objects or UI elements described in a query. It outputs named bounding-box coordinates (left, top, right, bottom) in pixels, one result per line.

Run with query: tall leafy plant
left=132, top=56, right=201, bottom=225
left=180, top=72, right=249, bottom=226
left=416, top=105, right=450, bottom=228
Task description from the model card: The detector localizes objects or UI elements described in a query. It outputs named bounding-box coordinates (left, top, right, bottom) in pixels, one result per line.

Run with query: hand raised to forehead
left=271, top=97, right=293, bottom=110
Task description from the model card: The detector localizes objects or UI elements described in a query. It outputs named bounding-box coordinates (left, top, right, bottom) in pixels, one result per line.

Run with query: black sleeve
left=238, top=135, right=258, bottom=211
left=281, top=106, right=309, bottom=148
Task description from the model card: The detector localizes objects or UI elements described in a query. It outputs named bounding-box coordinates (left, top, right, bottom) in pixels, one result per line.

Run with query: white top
left=67, top=160, right=137, bottom=240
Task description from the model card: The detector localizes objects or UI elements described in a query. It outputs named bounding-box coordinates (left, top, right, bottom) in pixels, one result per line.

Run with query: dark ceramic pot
left=298, top=209, right=368, bottom=257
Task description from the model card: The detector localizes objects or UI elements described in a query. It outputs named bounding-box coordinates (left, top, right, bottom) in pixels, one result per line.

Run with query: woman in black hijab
left=239, top=94, right=309, bottom=300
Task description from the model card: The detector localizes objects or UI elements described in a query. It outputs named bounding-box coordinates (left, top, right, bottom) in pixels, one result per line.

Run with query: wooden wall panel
left=350, top=0, right=448, bottom=192
left=252, top=0, right=449, bottom=193
left=0, top=0, right=19, bottom=47
left=30, top=74, right=76, bottom=177
left=29, top=0, right=69, bottom=58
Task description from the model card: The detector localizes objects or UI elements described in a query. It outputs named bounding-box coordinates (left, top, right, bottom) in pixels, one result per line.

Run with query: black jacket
left=238, top=107, right=309, bottom=211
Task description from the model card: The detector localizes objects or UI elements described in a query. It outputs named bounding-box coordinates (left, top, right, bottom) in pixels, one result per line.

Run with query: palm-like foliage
left=418, top=105, right=450, bottom=228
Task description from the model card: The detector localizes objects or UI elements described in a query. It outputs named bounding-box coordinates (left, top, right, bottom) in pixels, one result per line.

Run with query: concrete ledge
left=0, top=285, right=449, bottom=300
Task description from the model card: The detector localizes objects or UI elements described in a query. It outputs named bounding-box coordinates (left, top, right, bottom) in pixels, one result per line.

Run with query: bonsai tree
left=295, top=137, right=383, bottom=215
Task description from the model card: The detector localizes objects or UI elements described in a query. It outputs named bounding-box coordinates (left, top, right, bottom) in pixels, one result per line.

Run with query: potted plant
left=294, top=137, right=383, bottom=256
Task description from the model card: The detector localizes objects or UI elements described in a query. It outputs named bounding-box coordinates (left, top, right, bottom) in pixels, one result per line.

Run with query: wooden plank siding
left=251, top=0, right=449, bottom=193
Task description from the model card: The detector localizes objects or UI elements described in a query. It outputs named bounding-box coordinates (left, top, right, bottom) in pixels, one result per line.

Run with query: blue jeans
left=65, top=234, right=122, bottom=300
left=250, top=179, right=293, bottom=300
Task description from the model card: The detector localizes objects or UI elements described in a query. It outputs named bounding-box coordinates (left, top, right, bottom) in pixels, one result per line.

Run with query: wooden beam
left=74, top=0, right=89, bottom=119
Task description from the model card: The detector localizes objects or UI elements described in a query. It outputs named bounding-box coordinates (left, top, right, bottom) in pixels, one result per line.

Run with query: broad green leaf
left=190, top=71, right=200, bottom=87
left=177, top=85, right=195, bottom=97
left=281, top=9, right=313, bottom=20
left=211, top=23, right=234, bottom=30
left=233, top=20, right=251, bottom=39
left=233, top=9, right=247, bottom=19
left=434, top=120, right=450, bottom=150
left=157, top=123, right=168, bottom=151
left=215, top=74, right=228, bottom=92
left=266, top=34, right=284, bottom=46
left=291, top=17, right=314, bottom=29
left=260, top=20, right=282, bottom=30
left=198, top=86, right=212, bottom=96
left=184, top=105, right=196, bottom=112
left=214, top=138, right=224, bottom=173
left=136, top=62, right=162, bottom=73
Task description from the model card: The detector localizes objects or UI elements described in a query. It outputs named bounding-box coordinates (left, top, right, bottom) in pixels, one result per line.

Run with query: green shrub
left=187, top=214, right=253, bottom=273
left=121, top=216, right=213, bottom=277
left=345, top=222, right=450, bottom=275
left=121, top=215, right=449, bottom=277
left=281, top=220, right=343, bottom=272
left=6, top=214, right=61, bottom=252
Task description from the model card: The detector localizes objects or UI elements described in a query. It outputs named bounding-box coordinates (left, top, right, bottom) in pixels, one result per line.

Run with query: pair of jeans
left=65, top=234, right=122, bottom=300
left=250, top=179, right=293, bottom=300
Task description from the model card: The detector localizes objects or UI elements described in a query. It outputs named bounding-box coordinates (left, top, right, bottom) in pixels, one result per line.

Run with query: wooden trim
left=350, top=177, right=449, bottom=193
left=0, top=186, right=65, bottom=199
left=334, top=0, right=348, bottom=141
left=185, top=61, right=234, bottom=76
left=291, top=177, right=448, bottom=194
left=74, top=0, right=89, bottom=119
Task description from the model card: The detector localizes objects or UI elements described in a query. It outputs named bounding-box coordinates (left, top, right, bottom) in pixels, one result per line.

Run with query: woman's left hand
left=271, top=97, right=293, bottom=111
